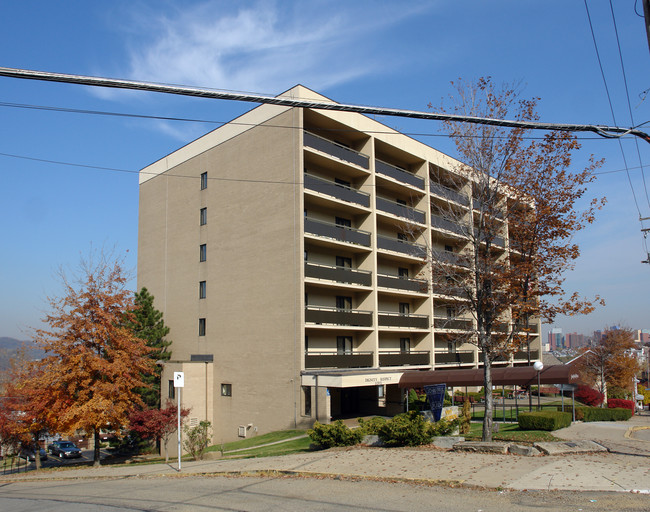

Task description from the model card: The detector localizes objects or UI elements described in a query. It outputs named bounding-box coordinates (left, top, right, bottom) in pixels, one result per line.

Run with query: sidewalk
left=2, top=413, right=648, bottom=493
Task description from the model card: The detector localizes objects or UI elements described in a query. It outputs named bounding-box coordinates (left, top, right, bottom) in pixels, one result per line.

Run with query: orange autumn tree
left=0, top=363, right=58, bottom=470
left=577, top=328, right=639, bottom=402
left=432, top=78, right=604, bottom=441
left=32, top=253, right=154, bottom=467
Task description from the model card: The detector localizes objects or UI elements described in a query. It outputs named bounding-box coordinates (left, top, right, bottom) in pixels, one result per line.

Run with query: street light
left=533, top=361, right=544, bottom=410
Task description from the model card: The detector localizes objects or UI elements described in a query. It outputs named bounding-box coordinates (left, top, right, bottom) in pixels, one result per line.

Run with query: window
left=168, top=380, right=175, bottom=399
left=400, top=337, right=411, bottom=353
left=304, top=250, right=308, bottom=261
left=447, top=339, right=457, bottom=353
left=336, top=256, right=351, bottom=268
left=335, top=216, right=351, bottom=227
left=221, top=383, right=232, bottom=397
left=397, top=233, right=407, bottom=242
left=377, top=385, right=385, bottom=398
left=335, top=178, right=351, bottom=188
left=336, top=296, right=352, bottom=310
left=199, top=244, right=206, bottom=262
left=446, top=306, right=456, bottom=319
left=199, top=281, right=206, bottom=299
left=399, top=302, right=410, bottom=315
left=398, top=267, right=409, bottom=278
left=200, top=172, right=208, bottom=190
left=305, top=335, right=309, bottom=353
left=302, top=386, right=312, bottom=416
left=396, top=198, right=407, bottom=206
left=444, top=244, right=454, bottom=253
left=200, top=207, right=207, bottom=226
left=198, top=318, right=206, bottom=336
left=337, top=336, right=352, bottom=355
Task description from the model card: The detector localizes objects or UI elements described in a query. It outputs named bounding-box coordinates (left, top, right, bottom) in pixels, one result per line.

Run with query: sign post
left=173, top=371, right=184, bottom=471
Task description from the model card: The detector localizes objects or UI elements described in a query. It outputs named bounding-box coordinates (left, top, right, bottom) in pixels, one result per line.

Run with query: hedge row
left=556, top=406, right=633, bottom=422
left=518, top=411, right=572, bottom=431
left=607, top=399, right=635, bottom=416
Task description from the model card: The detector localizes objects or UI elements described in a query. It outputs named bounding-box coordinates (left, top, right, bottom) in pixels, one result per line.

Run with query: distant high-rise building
left=566, top=332, right=585, bottom=349
left=548, top=327, right=563, bottom=350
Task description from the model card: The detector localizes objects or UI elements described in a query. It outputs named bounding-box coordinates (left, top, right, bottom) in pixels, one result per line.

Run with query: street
left=0, top=475, right=649, bottom=512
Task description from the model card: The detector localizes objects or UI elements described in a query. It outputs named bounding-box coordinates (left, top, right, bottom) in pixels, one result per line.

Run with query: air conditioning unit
left=238, top=425, right=246, bottom=438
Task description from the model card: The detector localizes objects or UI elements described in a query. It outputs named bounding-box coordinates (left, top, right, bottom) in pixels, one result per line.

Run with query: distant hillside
left=0, top=336, right=44, bottom=372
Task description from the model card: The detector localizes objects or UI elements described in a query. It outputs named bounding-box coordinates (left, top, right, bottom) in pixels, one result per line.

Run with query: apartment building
left=137, top=85, right=542, bottom=445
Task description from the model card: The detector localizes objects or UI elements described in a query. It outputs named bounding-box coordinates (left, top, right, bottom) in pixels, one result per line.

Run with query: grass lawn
left=464, top=422, right=560, bottom=443
left=218, top=437, right=313, bottom=459
left=205, top=429, right=308, bottom=453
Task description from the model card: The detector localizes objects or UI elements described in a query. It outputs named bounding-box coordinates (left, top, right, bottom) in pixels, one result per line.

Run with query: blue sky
left=1, top=1, right=649, bottom=340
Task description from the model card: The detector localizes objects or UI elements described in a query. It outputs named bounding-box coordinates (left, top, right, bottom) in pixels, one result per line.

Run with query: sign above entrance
left=301, top=371, right=404, bottom=388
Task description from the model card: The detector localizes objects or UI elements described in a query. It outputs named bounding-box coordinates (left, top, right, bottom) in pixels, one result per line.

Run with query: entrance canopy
left=399, top=365, right=579, bottom=389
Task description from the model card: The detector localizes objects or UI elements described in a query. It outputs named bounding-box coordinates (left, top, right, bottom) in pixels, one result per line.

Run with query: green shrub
left=307, top=420, right=363, bottom=449
left=518, top=411, right=571, bottom=431
left=357, top=416, right=387, bottom=435
left=183, top=420, right=212, bottom=460
left=582, top=407, right=632, bottom=422
left=378, top=411, right=434, bottom=447
left=430, top=417, right=459, bottom=436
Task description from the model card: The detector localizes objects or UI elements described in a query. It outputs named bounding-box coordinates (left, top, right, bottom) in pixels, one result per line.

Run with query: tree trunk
left=482, top=355, right=493, bottom=442
left=164, top=436, right=169, bottom=463
left=34, top=433, right=42, bottom=471
left=93, top=427, right=101, bottom=467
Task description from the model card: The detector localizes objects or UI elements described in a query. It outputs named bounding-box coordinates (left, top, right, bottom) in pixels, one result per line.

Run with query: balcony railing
left=430, top=182, right=470, bottom=206
left=304, top=262, right=372, bottom=287
left=378, top=311, right=430, bottom=329
left=431, top=249, right=470, bottom=268
left=377, top=235, right=427, bottom=258
left=474, top=227, right=506, bottom=248
left=304, top=217, right=371, bottom=247
left=376, top=197, right=426, bottom=224
left=303, top=131, right=369, bottom=169
left=434, top=351, right=475, bottom=365
left=431, top=281, right=469, bottom=299
left=473, top=198, right=505, bottom=219
left=375, top=160, right=425, bottom=190
left=513, top=349, right=540, bottom=361
left=305, top=305, right=373, bottom=327
left=430, top=213, right=468, bottom=237
left=379, top=351, right=430, bottom=367
left=433, top=317, right=474, bottom=331
left=304, top=173, right=370, bottom=207
left=516, top=323, right=540, bottom=334
left=377, top=273, right=428, bottom=293
left=305, top=352, right=374, bottom=369
left=478, top=353, right=509, bottom=363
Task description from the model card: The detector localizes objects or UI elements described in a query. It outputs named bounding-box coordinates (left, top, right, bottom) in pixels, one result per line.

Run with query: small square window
left=200, top=207, right=207, bottom=226
left=199, top=281, right=206, bottom=299
left=200, top=172, right=208, bottom=190
left=199, top=244, right=207, bottom=262
left=221, top=383, right=232, bottom=397
left=199, top=318, right=206, bottom=336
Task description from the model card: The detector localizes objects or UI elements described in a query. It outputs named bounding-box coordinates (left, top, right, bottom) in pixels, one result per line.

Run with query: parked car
left=20, top=448, right=48, bottom=462
left=48, top=440, right=82, bottom=458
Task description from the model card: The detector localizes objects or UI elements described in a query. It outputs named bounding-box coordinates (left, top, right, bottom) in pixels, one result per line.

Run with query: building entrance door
left=341, top=388, right=360, bottom=415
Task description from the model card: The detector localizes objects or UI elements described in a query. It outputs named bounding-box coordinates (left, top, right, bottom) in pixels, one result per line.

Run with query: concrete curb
left=624, top=425, right=650, bottom=442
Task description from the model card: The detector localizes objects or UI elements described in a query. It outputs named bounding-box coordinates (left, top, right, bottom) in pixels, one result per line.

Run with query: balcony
left=377, top=273, right=428, bottom=293
left=305, top=305, right=373, bottom=327
left=516, top=323, right=540, bottom=334
left=303, top=131, right=369, bottom=169
left=474, top=227, right=506, bottom=248
left=378, top=311, right=429, bottom=329
left=433, top=317, right=474, bottom=331
left=434, top=351, right=475, bottom=365
left=376, top=197, right=426, bottom=224
left=431, top=249, right=470, bottom=268
left=304, top=217, right=371, bottom=247
left=478, top=353, right=509, bottom=364
left=513, top=349, right=540, bottom=361
left=305, top=352, right=374, bottom=369
left=430, top=182, right=470, bottom=207
left=377, top=235, right=427, bottom=258
left=304, top=173, right=370, bottom=208
left=379, top=351, right=430, bottom=367
left=431, top=213, right=468, bottom=237
left=473, top=198, right=505, bottom=219
left=431, top=281, right=469, bottom=299
left=375, top=160, right=425, bottom=190
left=305, top=262, right=372, bottom=287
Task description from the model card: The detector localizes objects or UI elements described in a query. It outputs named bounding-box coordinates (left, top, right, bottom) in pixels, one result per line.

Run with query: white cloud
left=118, top=1, right=430, bottom=95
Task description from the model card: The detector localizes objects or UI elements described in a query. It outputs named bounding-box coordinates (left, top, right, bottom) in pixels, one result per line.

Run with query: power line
left=1, top=66, right=650, bottom=143
left=609, top=0, right=650, bottom=209
left=0, top=100, right=636, bottom=142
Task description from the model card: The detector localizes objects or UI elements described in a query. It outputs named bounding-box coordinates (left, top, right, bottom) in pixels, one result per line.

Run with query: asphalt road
left=0, top=476, right=648, bottom=512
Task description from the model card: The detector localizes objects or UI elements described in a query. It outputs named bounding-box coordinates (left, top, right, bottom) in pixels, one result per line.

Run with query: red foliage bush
left=574, top=385, right=604, bottom=407
left=607, top=398, right=635, bottom=416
